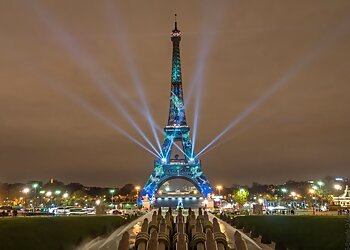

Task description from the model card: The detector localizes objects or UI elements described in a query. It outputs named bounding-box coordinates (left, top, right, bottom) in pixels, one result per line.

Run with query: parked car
left=0, top=206, right=12, bottom=216
left=107, top=208, right=122, bottom=215
left=69, top=208, right=87, bottom=215
left=86, top=207, right=96, bottom=215
left=55, top=207, right=69, bottom=215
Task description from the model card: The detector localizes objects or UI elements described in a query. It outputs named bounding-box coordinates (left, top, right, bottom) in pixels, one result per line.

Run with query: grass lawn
left=0, top=216, right=129, bottom=250
left=235, top=215, right=346, bottom=250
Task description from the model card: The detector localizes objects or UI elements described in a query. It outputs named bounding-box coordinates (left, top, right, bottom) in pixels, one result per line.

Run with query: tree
left=118, top=184, right=134, bottom=196
left=234, top=188, right=249, bottom=207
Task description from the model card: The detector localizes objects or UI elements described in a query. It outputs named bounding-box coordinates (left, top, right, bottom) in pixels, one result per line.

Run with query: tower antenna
left=175, top=13, right=178, bottom=30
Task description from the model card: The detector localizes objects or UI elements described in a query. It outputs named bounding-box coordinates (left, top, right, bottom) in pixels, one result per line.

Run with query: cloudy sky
left=1, top=0, right=350, bottom=187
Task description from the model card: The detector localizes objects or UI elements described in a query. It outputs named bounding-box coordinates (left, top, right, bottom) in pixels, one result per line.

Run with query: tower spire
left=168, top=14, right=186, bottom=126
left=174, top=13, right=178, bottom=30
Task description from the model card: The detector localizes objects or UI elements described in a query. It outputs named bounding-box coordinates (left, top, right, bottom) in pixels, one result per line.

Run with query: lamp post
left=22, top=188, right=30, bottom=216
left=45, top=191, right=52, bottom=206
left=54, top=190, right=61, bottom=206
left=135, top=186, right=141, bottom=203
left=309, top=188, right=316, bottom=215
left=39, top=190, right=45, bottom=207
left=216, top=185, right=223, bottom=196
left=110, top=189, right=115, bottom=207
left=32, top=183, right=38, bottom=207
left=62, top=192, right=69, bottom=206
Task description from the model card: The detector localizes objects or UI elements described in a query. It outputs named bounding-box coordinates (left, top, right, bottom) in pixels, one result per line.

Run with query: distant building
left=333, top=185, right=350, bottom=207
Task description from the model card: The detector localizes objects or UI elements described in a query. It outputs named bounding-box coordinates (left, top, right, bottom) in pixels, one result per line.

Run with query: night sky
left=1, top=1, right=350, bottom=187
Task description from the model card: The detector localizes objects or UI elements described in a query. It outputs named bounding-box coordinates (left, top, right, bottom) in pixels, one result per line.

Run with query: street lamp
left=135, top=186, right=141, bottom=202
left=216, top=185, right=223, bottom=196
left=22, top=188, right=30, bottom=212
left=110, top=189, right=115, bottom=206
left=334, top=184, right=342, bottom=190
left=32, top=183, right=39, bottom=207
left=317, top=181, right=325, bottom=187
left=309, top=188, right=316, bottom=215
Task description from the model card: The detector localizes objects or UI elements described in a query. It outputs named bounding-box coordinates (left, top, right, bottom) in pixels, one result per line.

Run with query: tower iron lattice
left=346, top=212, right=350, bottom=250
left=140, top=17, right=213, bottom=202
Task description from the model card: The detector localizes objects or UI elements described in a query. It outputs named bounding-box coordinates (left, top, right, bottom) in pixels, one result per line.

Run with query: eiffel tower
left=141, top=17, right=213, bottom=202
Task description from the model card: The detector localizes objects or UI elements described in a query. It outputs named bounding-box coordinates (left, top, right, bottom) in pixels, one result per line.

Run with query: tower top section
left=167, top=14, right=187, bottom=127
left=171, top=14, right=181, bottom=39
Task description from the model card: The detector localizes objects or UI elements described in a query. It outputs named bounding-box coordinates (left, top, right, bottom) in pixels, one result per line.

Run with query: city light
left=22, top=188, right=30, bottom=194
left=55, top=190, right=61, bottom=195
left=290, top=191, right=296, bottom=196
left=32, top=183, right=39, bottom=189
left=161, top=158, right=167, bottom=164
left=62, top=193, right=69, bottom=199
left=45, top=191, right=52, bottom=197
left=309, top=188, right=316, bottom=194
left=334, top=184, right=342, bottom=190
left=317, top=181, right=325, bottom=187
left=95, top=199, right=101, bottom=206
left=216, top=185, right=223, bottom=196
left=281, top=188, right=288, bottom=193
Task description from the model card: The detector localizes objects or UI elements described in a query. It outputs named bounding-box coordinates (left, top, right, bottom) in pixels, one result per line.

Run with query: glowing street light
left=135, top=186, right=141, bottom=202
left=45, top=191, right=52, bottom=197
left=309, top=188, right=316, bottom=195
left=216, top=185, right=223, bottom=196
left=110, top=189, right=115, bottom=205
left=62, top=192, right=69, bottom=199
left=96, top=199, right=101, bottom=206
left=309, top=188, right=316, bottom=215
left=281, top=188, right=288, bottom=193
left=22, top=188, right=30, bottom=215
left=22, top=188, right=30, bottom=194
left=32, top=183, right=39, bottom=206
left=334, top=184, right=342, bottom=190
left=317, top=181, right=325, bottom=187
left=290, top=191, right=296, bottom=197
left=55, top=190, right=61, bottom=195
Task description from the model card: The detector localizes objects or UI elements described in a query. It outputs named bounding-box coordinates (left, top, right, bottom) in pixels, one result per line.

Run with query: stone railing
left=118, top=208, right=249, bottom=250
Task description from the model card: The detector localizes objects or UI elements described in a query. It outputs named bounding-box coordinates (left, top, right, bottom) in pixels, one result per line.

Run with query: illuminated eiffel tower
left=141, top=17, right=213, bottom=202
